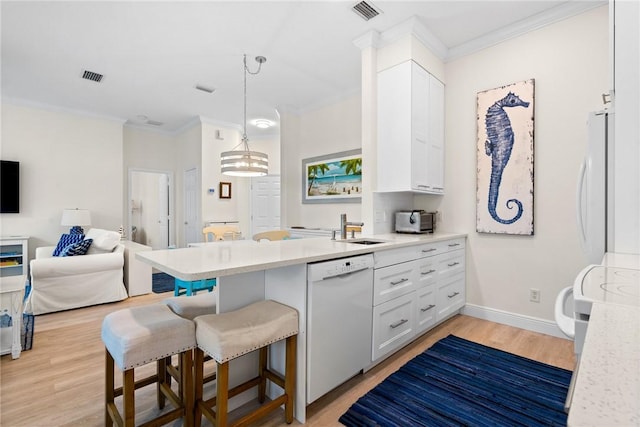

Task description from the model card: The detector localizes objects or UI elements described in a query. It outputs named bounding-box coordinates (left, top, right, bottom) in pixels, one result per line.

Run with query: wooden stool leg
left=105, top=349, right=115, bottom=427
left=123, top=368, right=135, bottom=427
left=182, top=350, right=194, bottom=427
left=285, top=335, right=297, bottom=424
left=216, top=362, right=229, bottom=427
left=157, top=358, right=167, bottom=409
left=194, top=348, right=205, bottom=427
left=258, top=346, right=268, bottom=403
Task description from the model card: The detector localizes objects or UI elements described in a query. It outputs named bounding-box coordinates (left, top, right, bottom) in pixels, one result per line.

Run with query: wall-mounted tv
left=1, top=160, right=20, bottom=213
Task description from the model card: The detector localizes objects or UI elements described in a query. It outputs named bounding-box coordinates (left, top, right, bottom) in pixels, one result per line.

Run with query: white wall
left=123, top=126, right=177, bottom=245
left=281, top=94, right=362, bottom=229
left=441, top=6, right=609, bottom=321
left=1, top=103, right=124, bottom=260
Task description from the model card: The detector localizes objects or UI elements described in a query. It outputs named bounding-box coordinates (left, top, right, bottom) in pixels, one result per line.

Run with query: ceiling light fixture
left=252, top=118, right=274, bottom=129
left=221, top=54, right=269, bottom=177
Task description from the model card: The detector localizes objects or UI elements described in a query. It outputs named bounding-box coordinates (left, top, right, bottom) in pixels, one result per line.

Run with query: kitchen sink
left=340, top=238, right=388, bottom=245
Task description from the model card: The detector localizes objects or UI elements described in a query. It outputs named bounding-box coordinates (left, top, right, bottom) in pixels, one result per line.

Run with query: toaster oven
left=395, top=210, right=435, bottom=234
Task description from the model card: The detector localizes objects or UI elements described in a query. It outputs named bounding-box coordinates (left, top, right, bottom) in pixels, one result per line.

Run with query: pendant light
left=221, top=54, right=269, bottom=177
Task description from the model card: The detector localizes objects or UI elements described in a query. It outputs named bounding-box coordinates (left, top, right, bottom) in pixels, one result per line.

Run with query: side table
left=0, top=274, right=25, bottom=359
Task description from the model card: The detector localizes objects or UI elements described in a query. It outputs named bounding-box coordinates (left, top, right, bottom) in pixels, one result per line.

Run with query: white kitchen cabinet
left=373, top=259, right=417, bottom=306
left=370, top=237, right=466, bottom=362
left=435, top=249, right=465, bottom=321
left=377, top=60, right=445, bottom=194
left=372, top=291, right=416, bottom=361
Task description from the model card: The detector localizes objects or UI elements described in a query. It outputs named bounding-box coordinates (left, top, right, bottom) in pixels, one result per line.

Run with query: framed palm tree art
left=302, top=149, right=362, bottom=204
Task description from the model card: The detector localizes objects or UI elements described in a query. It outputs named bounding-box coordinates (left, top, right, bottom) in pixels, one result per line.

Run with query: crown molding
left=2, top=96, right=126, bottom=125
left=446, top=1, right=606, bottom=61
left=380, top=16, right=448, bottom=60
left=353, top=30, right=381, bottom=50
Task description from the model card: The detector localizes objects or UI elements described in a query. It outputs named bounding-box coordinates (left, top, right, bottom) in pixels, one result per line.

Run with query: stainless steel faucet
left=340, top=213, right=364, bottom=240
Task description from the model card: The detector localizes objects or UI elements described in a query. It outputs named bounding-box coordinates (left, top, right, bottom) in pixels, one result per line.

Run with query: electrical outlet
left=529, top=288, right=540, bottom=303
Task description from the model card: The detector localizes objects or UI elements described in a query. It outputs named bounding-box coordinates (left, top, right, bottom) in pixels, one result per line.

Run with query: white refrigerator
left=576, top=110, right=614, bottom=264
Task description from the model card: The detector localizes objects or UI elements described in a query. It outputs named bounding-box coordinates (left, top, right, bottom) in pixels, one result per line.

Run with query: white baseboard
left=461, top=304, right=571, bottom=340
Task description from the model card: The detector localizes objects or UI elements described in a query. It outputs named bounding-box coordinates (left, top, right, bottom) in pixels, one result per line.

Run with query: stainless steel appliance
left=306, top=254, right=374, bottom=403
left=395, top=210, right=435, bottom=234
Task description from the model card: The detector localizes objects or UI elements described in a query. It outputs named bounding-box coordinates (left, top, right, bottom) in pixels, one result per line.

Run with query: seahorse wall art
left=476, top=79, right=535, bottom=235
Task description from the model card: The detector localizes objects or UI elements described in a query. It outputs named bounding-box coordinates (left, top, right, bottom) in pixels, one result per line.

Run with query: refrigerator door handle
left=576, top=159, right=588, bottom=250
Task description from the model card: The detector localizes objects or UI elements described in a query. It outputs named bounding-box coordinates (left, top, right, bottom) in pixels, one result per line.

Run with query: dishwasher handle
left=321, top=266, right=371, bottom=280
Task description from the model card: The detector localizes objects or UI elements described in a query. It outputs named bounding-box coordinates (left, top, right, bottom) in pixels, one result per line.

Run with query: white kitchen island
left=137, top=232, right=466, bottom=423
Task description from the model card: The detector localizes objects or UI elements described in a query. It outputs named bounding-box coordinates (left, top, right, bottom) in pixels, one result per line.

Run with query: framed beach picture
left=302, top=149, right=362, bottom=204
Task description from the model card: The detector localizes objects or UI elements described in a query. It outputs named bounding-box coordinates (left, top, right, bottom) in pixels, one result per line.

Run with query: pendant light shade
left=221, top=54, right=269, bottom=177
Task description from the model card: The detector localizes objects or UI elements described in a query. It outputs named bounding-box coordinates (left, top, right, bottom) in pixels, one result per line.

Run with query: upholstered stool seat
left=101, top=304, right=196, bottom=427
left=193, top=300, right=299, bottom=427
left=163, top=292, right=218, bottom=386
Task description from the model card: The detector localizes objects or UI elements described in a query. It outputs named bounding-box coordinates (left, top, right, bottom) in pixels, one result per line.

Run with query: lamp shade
left=61, top=209, right=92, bottom=226
left=221, top=150, right=269, bottom=177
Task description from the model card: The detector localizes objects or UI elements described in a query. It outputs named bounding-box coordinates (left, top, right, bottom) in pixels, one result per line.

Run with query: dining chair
left=252, top=230, right=291, bottom=241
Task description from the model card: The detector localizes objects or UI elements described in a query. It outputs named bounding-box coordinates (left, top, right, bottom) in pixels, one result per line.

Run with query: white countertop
left=568, top=252, right=640, bottom=426
left=568, top=303, right=640, bottom=426
left=136, top=232, right=466, bottom=281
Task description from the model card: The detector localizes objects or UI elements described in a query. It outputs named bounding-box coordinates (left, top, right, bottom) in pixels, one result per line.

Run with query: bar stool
left=101, top=304, right=196, bottom=427
left=163, top=292, right=218, bottom=386
left=193, top=300, right=299, bottom=427
left=174, top=278, right=216, bottom=296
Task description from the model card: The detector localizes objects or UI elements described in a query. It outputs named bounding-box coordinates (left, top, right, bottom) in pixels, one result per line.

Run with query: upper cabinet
left=377, top=60, right=445, bottom=194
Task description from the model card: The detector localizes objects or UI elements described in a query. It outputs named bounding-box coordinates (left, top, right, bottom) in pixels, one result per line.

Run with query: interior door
left=158, top=173, right=169, bottom=247
left=184, top=168, right=200, bottom=245
left=251, top=175, right=281, bottom=237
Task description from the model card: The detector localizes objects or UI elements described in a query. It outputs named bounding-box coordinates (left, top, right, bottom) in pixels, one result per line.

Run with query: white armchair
left=25, top=229, right=128, bottom=315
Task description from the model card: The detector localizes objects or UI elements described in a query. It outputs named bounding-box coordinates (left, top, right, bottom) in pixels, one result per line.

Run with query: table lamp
left=61, top=208, right=91, bottom=234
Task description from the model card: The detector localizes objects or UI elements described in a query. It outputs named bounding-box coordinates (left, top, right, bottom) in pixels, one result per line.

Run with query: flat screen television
left=0, top=160, right=20, bottom=213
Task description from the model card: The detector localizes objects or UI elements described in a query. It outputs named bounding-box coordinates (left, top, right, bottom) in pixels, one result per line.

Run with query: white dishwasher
left=306, top=254, right=374, bottom=403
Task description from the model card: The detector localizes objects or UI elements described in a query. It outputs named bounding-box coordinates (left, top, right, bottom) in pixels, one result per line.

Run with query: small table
left=0, top=275, right=25, bottom=359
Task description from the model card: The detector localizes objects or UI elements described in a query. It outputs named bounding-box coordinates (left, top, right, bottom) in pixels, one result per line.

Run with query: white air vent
left=146, top=120, right=164, bottom=127
left=195, top=84, right=215, bottom=94
left=81, top=70, right=104, bottom=83
left=352, top=1, right=381, bottom=21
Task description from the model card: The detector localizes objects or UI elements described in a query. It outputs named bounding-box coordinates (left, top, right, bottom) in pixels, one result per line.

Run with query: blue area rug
left=152, top=272, right=174, bottom=294
left=340, top=335, right=572, bottom=427
left=22, top=282, right=34, bottom=350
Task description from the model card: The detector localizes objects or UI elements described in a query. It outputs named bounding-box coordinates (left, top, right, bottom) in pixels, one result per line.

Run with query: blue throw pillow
left=52, top=233, right=85, bottom=256
left=60, top=239, right=93, bottom=257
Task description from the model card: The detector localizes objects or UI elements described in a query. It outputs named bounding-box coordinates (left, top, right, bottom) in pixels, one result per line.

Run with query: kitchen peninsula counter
left=136, top=232, right=466, bottom=423
left=136, top=232, right=466, bottom=282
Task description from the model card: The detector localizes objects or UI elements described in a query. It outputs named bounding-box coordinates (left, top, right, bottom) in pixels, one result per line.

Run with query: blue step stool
left=174, top=278, right=216, bottom=296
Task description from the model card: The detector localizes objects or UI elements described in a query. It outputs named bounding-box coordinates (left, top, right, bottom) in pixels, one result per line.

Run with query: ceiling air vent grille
left=195, top=84, right=215, bottom=94
left=82, top=70, right=104, bottom=83
left=146, top=120, right=164, bottom=127
left=352, top=1, right=380, bottom=21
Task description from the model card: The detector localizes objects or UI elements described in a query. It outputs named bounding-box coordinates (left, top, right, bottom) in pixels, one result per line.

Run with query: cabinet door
left=411, top=62, right=430, bottom=191
left=377, top=61, right=412, bottom=192
left=372, top=292, right=415, bottom=361
left=415, top=285, right=437, bottom=334
left=427, top=75, right=445, bottom=193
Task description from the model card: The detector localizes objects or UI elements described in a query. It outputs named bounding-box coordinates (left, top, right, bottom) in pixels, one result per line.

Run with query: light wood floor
left=0, top=293, right=575, bottom=426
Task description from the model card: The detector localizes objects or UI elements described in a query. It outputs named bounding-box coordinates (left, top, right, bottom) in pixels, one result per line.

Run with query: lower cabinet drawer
left=436, top=273, right=465, bottom=321
left=372, top=292, right=415, bottom=361
left=415, top=285, right=437, bottom=335
left=373, top=261, right=417, bottom=306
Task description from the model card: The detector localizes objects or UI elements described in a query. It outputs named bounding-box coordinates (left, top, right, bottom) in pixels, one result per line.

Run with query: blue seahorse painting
left=484, top=91, right=530, bottom=224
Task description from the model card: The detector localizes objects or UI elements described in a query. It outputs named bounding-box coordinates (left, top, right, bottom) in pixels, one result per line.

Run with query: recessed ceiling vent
left=352, top=1, right=381, bottom=21
left=146, top=120, right=164, bottom=127
left=81, top=70, right=104, bottom=83
left=195, top=84, right=215, bottom=94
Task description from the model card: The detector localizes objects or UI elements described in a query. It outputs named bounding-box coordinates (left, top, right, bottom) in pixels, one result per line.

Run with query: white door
left=184, top=168, right=200, bottom=246
left=158, top=173, right=170, bottom=248
left=251, top=175, right=281, bottom=237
